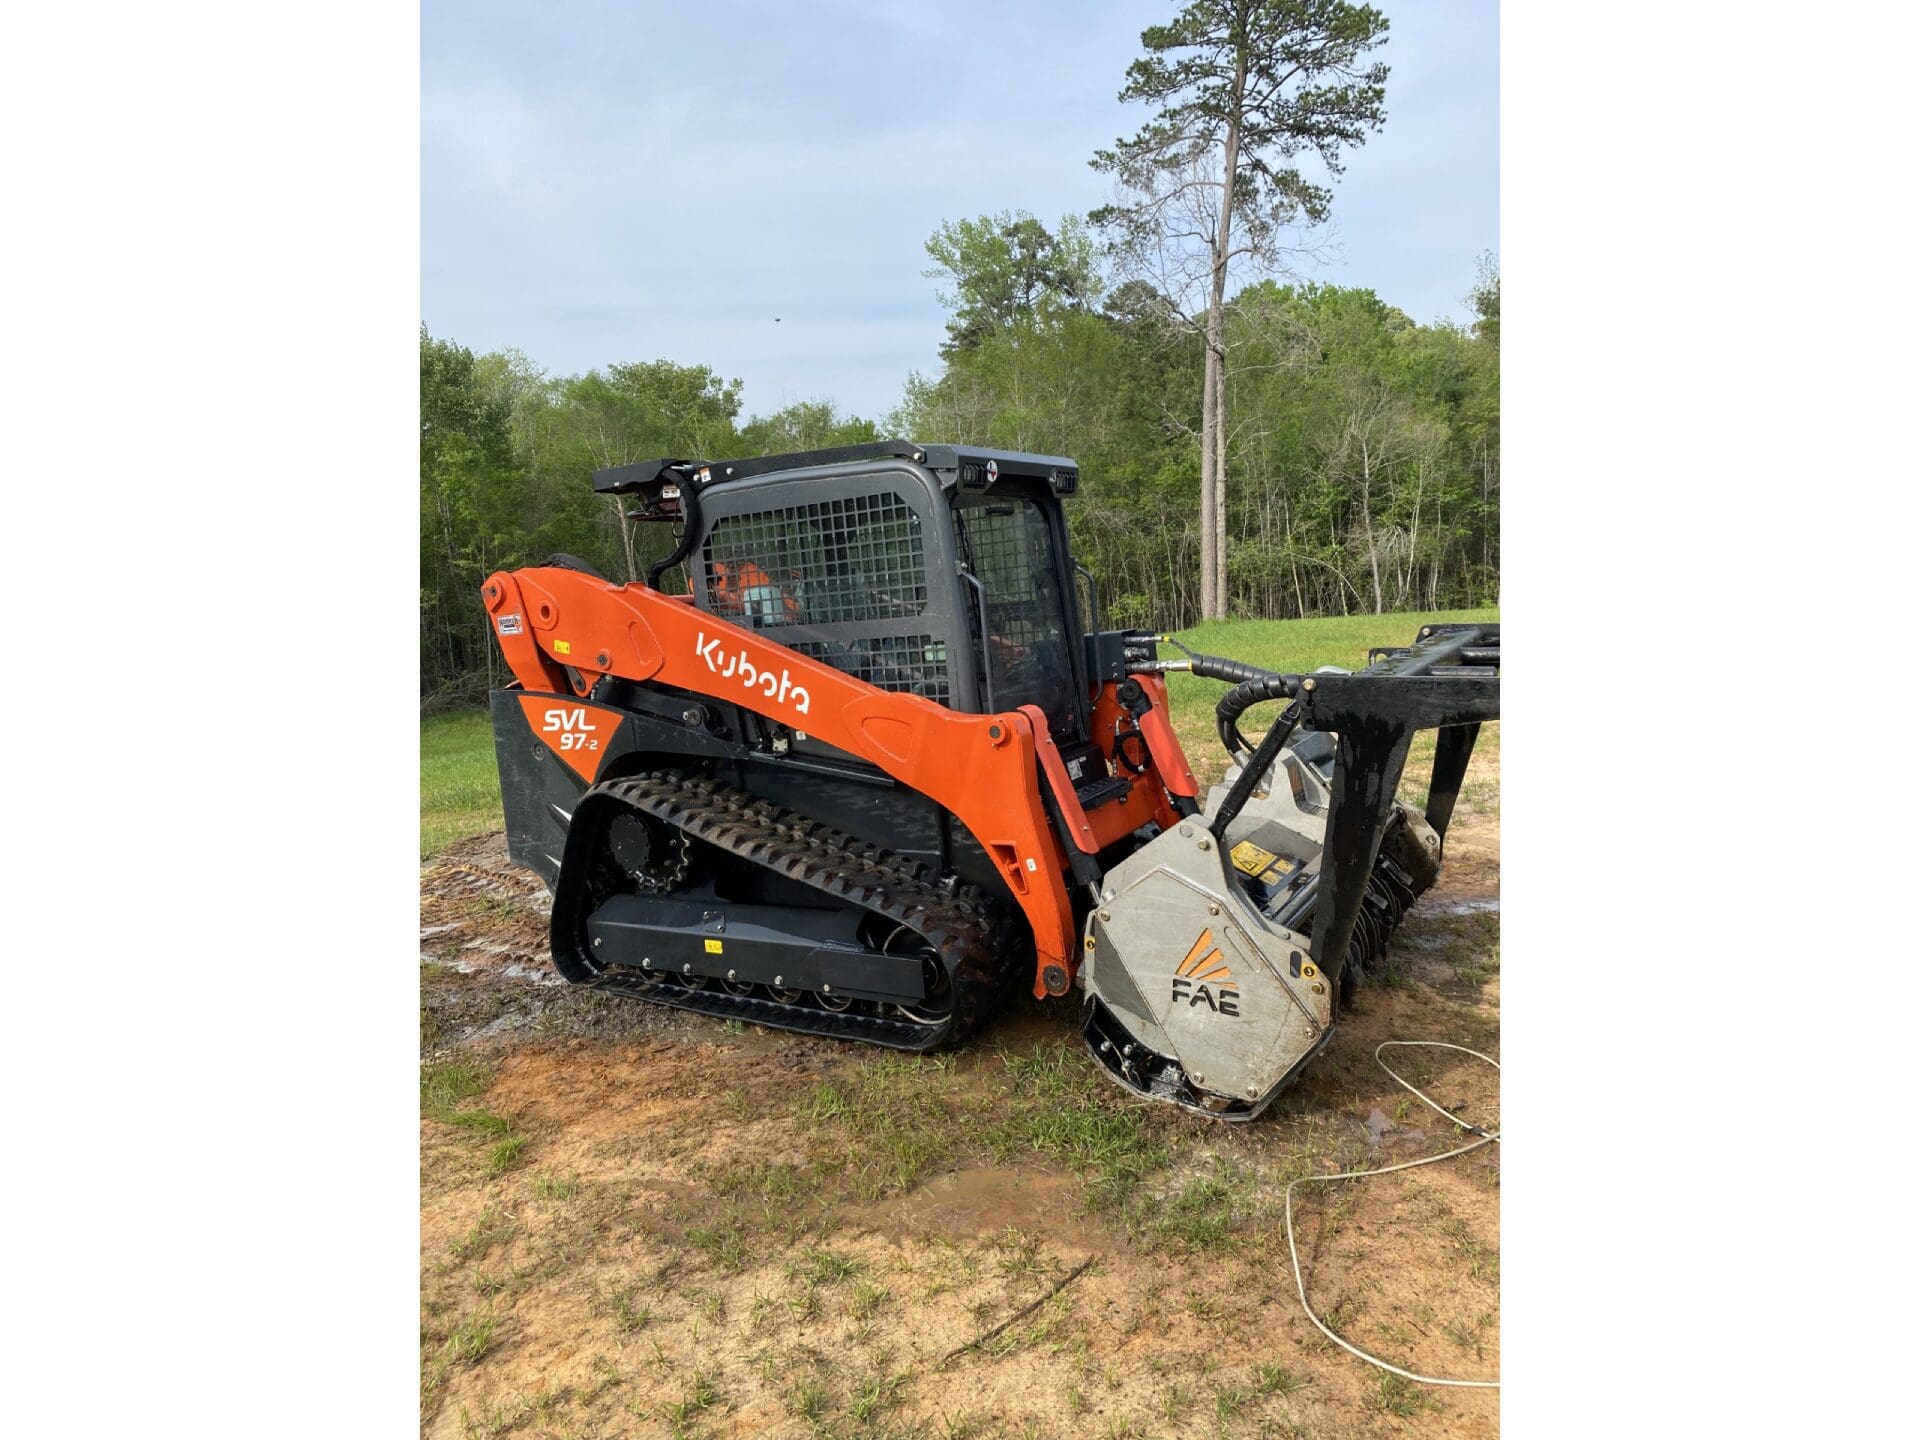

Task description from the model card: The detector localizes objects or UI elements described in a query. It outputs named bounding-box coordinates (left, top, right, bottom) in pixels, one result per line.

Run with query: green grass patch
left=796, top=1040, right=1170, bottom=1215
left=440, top=1310, right=500, bottom=1366
left=422, top=1058, right=532, bottom=1175
left=421, top=709, right=503, bottom=857
left=421, top=1059, right=493, bottom=1122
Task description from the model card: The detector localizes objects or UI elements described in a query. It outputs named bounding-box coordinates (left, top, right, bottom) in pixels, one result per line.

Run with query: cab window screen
left=954, top=497, right=1075, bottom=734
left=703, top=492, right=928, bottom=628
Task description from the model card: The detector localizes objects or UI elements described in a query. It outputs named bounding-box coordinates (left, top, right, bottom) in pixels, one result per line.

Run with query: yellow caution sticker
left=704, top=938, right=724, bottom=954
left=1230, top=840, right=1298, bottom=882
left=554, top=639, right=572, bottom=655
left=1230, top=840, right=1277, bottom=875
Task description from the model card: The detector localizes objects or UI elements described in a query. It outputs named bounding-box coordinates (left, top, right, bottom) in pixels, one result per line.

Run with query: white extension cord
left=1282, top=1040, right=1501, bottom=1389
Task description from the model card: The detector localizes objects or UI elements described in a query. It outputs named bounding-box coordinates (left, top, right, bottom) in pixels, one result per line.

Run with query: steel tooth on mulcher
left=561, top=770, right=1016, bottom=1052
left=1340, top=856, right=1429, bottom=981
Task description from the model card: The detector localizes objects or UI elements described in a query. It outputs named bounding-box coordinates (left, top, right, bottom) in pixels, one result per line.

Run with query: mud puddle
left=855, top=1166, right=1090, bottom=1246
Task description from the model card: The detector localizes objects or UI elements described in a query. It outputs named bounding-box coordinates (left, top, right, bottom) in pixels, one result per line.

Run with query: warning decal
left=1230, top=840, right=1298, bottom=883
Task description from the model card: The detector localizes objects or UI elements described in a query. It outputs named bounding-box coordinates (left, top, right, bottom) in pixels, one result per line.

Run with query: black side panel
left=489, top=689, right=745, bottom=890
left=490, top=691, right=586, bottom=889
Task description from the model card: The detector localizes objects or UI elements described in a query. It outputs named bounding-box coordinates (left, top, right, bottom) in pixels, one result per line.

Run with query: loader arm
left=482, top=565, right=1080, bottom=997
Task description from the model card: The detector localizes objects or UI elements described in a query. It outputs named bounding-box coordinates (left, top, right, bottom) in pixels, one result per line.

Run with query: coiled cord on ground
left=1282, top=1040, right=1501, bottom=1389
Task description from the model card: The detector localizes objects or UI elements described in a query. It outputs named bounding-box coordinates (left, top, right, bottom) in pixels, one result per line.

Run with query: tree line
left=420, top=247, right=1496, bottom=707
left=420, top=1, right=1497, bottom=707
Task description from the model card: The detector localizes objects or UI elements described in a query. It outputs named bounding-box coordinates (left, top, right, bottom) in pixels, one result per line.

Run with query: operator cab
left=595, top=439, right=1092, bottom=747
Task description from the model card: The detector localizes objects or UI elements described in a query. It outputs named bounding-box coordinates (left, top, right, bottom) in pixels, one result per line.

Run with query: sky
left=423, top=1, right=1498, bottom=421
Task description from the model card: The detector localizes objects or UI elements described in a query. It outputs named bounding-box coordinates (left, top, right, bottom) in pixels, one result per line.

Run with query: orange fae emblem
left=1170, top=928, right=1241, bottom=1016
left=518, top=696, right=620, bottom=781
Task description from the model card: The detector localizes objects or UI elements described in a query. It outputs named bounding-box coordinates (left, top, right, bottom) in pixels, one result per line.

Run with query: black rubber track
left=553, top=770, right=1021, bottom=1051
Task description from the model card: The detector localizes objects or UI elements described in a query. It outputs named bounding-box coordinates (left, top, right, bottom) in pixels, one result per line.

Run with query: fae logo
left=517, top=696, right=614, bottom=781
left=694, top=631, right=811, bottom=716
left=1170, top=928, right=1241, bottom=1017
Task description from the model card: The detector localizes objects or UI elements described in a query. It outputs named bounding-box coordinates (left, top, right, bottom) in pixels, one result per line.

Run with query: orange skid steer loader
left=483, top=440, right=1497, bottom=1120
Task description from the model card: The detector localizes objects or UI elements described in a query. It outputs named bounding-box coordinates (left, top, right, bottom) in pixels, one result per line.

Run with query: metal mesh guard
left=791, top=636, right=951, bottom=705
left=703, top=492, right=949, bottom=701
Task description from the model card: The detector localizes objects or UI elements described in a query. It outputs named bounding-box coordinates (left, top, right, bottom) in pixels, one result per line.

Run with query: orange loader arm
left=483, top=566, right=1081, bottom=998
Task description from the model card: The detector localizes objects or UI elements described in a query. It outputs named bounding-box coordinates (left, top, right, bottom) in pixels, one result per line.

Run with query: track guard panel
left=489, top=689, right=593, bottom=889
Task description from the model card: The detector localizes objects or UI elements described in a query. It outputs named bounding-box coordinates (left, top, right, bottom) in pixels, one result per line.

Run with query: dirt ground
left=420, top=756, right=1499, bottom=1439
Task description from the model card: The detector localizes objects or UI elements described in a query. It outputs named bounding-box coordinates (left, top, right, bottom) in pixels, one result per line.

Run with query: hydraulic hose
left=1215, top=672, right=1301, bottom=755
left=645, top=474, right=703, bottom=591
left=1210, top=698, right=1303, bottom=840
left=1134, top=636, right=1305, bottom=756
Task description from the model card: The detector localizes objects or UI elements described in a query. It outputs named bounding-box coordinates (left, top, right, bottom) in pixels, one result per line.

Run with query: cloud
left=423, top=0, right=1497, bottom=418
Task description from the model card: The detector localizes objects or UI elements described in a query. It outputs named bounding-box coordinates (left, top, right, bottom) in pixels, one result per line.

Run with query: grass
left=441, top=1311, right=500, bottom=1366
left=421, top=1059, right=492, bottom=1121
left=658, top=1370, right=724, bottom=1434
left=422, top=709, right=503, bottom=857
left=422, top=1059, right=531, bottom=1176
left=448, top=1207, right=516, bottom=1264
left=1372, top=1372, right=1441, bottom=1418
left=799, top=1041, right=1167, bottom=1211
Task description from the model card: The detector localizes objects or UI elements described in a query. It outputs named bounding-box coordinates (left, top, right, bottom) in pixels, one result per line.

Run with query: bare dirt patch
left=421, top=754, right=1500, bottom=1439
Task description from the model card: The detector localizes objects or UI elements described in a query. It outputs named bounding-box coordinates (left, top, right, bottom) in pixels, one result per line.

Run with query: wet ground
left=421, top=772, right=1500, bottom=1439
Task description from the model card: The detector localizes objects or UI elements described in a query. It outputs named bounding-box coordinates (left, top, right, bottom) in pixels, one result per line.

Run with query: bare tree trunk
left=1198, top=357, right=1218, bottom=619
left=1401, top=456, right=1426, bottom=604
left=1198, top=58, right=1246, bottom=621
left=1282, top=484, right=1305, bottom=617
left=1211, top=351, right=1229, bottom=616
left=1357, top=431, right=1384, bottom=614
left=613, top=496, right=639, bottom=583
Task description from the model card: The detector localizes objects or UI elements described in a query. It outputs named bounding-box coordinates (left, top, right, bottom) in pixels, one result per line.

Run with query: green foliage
left=899, top=266, right=1499, bottom=628
left=420, top=229, right=1497, bottom=699
left=924, top=210, right=1103, bottom=355
left=418, top=326, right=877, bottom=709
left=1092, top=1, right=1392, bottom=245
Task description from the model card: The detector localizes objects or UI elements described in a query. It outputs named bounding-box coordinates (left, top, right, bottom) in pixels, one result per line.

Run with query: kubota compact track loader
left=482, top=440, right=1497, bottom=1120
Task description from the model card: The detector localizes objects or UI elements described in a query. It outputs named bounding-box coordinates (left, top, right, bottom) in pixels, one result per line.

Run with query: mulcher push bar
left=1294, top=625, right=1499, bottom=989
left=1142, top=623, right=1498, bottom=988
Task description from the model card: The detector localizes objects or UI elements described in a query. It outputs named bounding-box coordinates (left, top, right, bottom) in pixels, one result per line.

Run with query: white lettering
left=693, top=636, right=813, bottom=719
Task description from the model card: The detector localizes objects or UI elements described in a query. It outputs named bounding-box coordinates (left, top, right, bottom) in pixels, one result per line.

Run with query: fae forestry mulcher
left=481, top=440, right=1497, bottom=1120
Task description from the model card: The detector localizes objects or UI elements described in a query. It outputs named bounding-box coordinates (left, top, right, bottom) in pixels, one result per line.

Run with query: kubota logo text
left=1171, top=928, right=1240, bottom=1016
left=695, top=632, right=811, bottom=715
left=541, top=706, right=601, bottom=753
